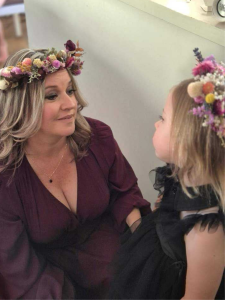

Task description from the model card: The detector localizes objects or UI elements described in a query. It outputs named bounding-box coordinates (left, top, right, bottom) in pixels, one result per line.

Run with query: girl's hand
left=126, top=207, right=141, bottom=230
left=153, top=195, right=163, bottom=211
left=182, top=223, right=224, bottom=300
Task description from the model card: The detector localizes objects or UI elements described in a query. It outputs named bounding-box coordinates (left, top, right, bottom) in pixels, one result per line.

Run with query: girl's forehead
left=164, top=90, right=174, bottom=114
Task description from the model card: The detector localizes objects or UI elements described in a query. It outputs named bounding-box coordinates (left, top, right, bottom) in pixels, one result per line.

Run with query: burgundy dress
left=0, top=117, right=151, bottom=299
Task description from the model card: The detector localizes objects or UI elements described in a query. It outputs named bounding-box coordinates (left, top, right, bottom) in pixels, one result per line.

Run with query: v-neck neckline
left=23, top=154, right=79, bottom=219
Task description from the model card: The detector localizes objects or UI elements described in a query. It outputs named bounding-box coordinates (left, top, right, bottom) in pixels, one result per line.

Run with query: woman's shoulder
left=85, top=117, right=113, bottom=139
left=84, top=117, right=118, bottom=169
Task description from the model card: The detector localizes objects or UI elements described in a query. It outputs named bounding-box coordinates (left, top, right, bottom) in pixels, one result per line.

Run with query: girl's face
left=152, top=90, right=174, bottom=163
left=40, top=69, right=77, bottom=138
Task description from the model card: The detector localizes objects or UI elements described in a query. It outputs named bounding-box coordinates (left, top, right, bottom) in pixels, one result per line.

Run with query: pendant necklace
left=47, top=143, right=68, bottom=183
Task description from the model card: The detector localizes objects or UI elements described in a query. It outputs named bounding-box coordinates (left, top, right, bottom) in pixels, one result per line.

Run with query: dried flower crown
left=0, top=40, right=84, bottom=91
left=188, top=48, right=225, bottom=147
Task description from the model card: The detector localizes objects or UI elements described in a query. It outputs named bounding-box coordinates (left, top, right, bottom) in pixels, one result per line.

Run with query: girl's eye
left=67, top=89, right=76, bottom=95
left=159, top=115, right=164, bottom=121
left=45, top=94, right=57, bottom=100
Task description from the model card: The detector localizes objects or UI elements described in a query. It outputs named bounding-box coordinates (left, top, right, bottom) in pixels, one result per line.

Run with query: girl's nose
left=155, top=120, right=160, bottom=129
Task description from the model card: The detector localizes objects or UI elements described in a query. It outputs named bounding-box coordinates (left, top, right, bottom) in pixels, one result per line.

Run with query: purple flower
left=192, top=61, right=215, bottom=76
left=65, top=57, right=75, bottom=68
left=207, top=113, right=214, bottom=125
left=204, top=55, right=215, bottom=62
left=11, top=67, right=23, bottom=75
left=64, top=40, right=76, bottom=52
left=52, top=60, right=61, bottom=69
left=213, top=99, right=225, bottom=116
left=72, top=69, right=81, bottom=76
left=191, top=105, right=205, bottom=117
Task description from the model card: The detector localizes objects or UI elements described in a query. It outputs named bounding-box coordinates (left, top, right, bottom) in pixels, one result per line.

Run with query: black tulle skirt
left=108, top=212, right=186, bottom=299
left=108, top=211, right=224, bottom=299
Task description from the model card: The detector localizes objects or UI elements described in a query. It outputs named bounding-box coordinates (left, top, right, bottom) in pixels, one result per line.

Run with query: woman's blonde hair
left=0, top=49, right=91, bottom=179
left=170, top=79, right=225, bottom=210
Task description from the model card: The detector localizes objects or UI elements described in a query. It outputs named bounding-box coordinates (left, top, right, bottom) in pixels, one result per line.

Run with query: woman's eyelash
left=45, top=94, right=57, bottom=100
left=159, top=115, right=164, bottom=121
left=45, top=89, right=76, bottom=100
left=67, top=89, right=76, bottom=94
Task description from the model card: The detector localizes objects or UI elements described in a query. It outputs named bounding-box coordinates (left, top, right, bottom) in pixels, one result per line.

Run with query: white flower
left=0, top=79, right=9, bottom=90
left=48, top=54, right=57, bottom=61
left=33, top=59, right=44, bottom=68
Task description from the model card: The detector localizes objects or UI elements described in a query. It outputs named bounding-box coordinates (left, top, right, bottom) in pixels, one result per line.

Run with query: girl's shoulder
left=175, top=185, right=220, bottom=211
left=151, top=165, right=220, bottom=211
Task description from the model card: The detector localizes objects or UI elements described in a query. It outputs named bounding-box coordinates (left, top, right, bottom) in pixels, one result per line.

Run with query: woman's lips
left=58, top=114, right=74, bottom=120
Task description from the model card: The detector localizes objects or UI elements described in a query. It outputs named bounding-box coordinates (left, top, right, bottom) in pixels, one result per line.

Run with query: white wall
left=24, top=0, right=225, bottom=205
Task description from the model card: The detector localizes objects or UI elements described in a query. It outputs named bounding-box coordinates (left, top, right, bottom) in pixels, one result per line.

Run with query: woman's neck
left=25, top=135, right=67, bottom=158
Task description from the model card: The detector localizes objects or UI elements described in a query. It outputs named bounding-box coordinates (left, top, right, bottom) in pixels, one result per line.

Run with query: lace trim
left=180, top=206, right=219, bottom=219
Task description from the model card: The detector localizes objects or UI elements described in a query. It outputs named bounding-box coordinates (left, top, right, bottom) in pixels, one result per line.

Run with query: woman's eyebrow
left=45, top=85, right=58, bottom=90
left=45, top=80, right=73, bottom=90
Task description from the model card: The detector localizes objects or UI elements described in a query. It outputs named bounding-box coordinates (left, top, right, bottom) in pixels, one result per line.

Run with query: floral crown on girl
left=0, top=40, right=84, bottom=91
left=188, top=48, right=225, bottom=147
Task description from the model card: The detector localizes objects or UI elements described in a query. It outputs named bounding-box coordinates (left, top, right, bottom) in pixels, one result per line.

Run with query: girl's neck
left=183, top=172, right=211, bottom=187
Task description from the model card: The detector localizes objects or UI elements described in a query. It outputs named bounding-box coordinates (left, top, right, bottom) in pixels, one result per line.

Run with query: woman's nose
left=61, top=93, right=77, bottom=110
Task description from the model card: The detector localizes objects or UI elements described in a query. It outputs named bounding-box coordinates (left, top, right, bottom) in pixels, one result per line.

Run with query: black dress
left=109, top=166, right=225, bottom=299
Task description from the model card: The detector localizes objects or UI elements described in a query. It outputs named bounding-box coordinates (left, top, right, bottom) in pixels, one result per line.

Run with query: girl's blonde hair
left=0, top=49, right=91, bottom=179
left=170, top=79, right=225, bottom=210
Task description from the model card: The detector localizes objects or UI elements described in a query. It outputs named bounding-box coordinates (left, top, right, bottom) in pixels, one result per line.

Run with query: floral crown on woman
left=0, top=40, right=84, bottom=91
left=188, top=48, right=225, bottom=147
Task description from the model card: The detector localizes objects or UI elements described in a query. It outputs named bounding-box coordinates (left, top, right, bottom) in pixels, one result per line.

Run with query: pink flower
left=194, top=96, right=204, bottom=104
left=64, top=40, right=76, bottom=52
left=22, top=58, right=32, bottom=66
left=11, top=67, right=23, bottom=75
left=65, top=57, right=75, bottom=68
left=217, top=64, right=225, bottom=75
left=0, top=67, right=12, bottom=78
left=52, top=60, right=61, bottom=69
left=192, top=61, right=215, bottom=76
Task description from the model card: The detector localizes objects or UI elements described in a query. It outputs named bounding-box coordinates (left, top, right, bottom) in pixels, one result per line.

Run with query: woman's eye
left=159, top=115, right=164, bottom=121
left=45, top=94, right=57, bottom=100
left=67, top=89, right=76, bottom=95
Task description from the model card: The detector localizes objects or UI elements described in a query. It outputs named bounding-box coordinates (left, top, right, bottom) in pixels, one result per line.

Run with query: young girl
left=109, top=49, right=225, bottom=299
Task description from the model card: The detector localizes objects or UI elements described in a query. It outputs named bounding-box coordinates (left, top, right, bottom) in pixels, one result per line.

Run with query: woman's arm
left=89, top=118, right=151, bottom=232
left=182, top=222, right=224, bottom=300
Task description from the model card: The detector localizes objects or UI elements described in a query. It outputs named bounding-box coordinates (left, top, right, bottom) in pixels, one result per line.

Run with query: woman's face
left=152, top=90, right=174, bottom=163
left=40, top=69, right=77, bottom=138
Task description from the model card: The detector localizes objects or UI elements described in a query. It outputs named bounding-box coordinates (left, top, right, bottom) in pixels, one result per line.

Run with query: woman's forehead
left=45, top=69, right=71, bottom=87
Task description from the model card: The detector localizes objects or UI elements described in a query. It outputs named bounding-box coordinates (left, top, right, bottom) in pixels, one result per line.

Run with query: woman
left=0, top=40, right=151, bottom=299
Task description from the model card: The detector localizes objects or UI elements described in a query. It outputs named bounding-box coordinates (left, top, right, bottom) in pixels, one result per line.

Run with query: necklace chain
left=48, top=143, right=68, bottom=183
left=26, top=143, right=68, bottom=183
